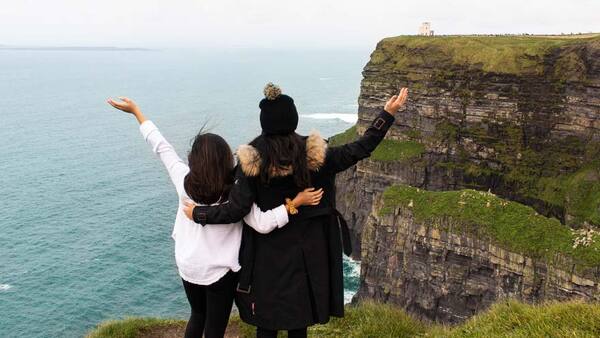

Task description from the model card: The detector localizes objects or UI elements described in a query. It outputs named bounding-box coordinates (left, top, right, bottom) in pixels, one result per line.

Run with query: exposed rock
left=355, top=196, right=600, bottom=324
left=336, top=35, right=600, bottom=259
left=334, top=35, right=600, bottom=323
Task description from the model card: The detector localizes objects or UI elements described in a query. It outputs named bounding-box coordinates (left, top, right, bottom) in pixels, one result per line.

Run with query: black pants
left=182, top=270, right=237, bottom=338
left=256, top=327, right=308, bottom=338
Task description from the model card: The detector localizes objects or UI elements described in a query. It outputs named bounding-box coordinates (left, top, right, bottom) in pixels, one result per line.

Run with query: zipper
left=252, top=302, right=256, bottom=315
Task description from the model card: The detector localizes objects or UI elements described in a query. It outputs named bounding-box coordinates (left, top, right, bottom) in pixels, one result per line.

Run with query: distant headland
left=0, top=46, right=153, bottom=51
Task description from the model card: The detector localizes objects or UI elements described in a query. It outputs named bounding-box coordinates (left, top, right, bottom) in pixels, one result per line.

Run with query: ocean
left=0, top=48, right=370, bottom=337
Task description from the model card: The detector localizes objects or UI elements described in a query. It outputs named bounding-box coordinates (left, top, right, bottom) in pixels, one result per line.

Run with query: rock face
left=356, top=194, right=600, bottom=323
left=334, top=35, right=600, bottom=322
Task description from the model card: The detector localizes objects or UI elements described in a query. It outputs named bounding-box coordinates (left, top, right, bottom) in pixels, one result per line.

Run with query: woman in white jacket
left=107, top=97, right=323, bottom=338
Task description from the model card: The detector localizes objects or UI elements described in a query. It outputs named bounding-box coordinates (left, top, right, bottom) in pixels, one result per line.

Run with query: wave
left=343, top=256, right=361, bottom=304
left=301, top=113, right=358, bottom=124
left=348, top=258, right=361, bottom=277
left=0, top=284, right=12, bottom=291
left=344, top=290, right=356, bottom=304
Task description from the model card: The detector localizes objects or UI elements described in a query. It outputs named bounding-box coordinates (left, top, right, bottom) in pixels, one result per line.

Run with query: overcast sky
left=0, top=0, right=598, bottom=49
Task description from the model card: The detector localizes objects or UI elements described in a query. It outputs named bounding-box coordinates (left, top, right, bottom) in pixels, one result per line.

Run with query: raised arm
left=108, top=97, right=188, bottom=194
left=323, top=88, right=408, bottom=174
left=139, top=121, right=188, bottom=194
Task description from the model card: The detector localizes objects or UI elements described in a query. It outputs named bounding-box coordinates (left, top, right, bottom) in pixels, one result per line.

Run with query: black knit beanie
left=259, top=83, right=298, bottom=135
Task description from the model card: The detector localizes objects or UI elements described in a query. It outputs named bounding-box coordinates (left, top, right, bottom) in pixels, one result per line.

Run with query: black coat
left=193, top=110, right=395, bottom=330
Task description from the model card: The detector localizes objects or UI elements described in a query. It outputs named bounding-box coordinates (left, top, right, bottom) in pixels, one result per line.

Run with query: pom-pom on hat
left=259, top=83, right=298, bottom=135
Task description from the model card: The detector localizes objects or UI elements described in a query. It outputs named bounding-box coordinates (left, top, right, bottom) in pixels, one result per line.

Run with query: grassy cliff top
left=87, top=300, right=600, bottom=338
left=329, top=126, right=425, bottom=162
left=369, top=34, right=600, bottom=75
left=381, top=185, right=600, bottom=270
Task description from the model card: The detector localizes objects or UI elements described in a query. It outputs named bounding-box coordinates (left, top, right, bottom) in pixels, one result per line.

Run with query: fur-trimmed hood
left=236, top=131, right=327, bottom=177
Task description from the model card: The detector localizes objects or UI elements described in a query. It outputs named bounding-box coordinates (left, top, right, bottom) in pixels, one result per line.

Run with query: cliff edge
left=334, top=34, right=600, bottom=323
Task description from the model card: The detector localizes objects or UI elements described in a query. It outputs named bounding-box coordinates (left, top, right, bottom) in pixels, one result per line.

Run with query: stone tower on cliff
left=418, top=22, right=434, bottom=36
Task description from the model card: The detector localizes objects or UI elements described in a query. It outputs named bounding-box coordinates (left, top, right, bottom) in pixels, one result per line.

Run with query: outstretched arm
left=108, top=97, right=188, bottom=193
left=323, top=88, right=408, bottom=174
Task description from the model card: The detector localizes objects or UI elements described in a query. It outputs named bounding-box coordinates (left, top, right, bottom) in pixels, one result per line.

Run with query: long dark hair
left=250, top=132, right=311, bottom=188
left=184, top=132, right=234, bottom=205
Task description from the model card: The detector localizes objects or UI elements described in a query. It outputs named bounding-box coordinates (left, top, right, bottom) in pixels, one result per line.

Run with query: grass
left=236, top=301, right=428, bottom=338
left=328, top=126, right=425, bottom=162
left=86, top=318, right=186, bottom=338
left=372, top=140, right=425, bottom=162
left=438, top=300, right=600, bottom=338
left=369, top=35, right=600, bottom=75
left=87, top=300, right=600, bottom=338
left=308, top=302, right=426, bottom=338
left=328, top=126, right=358, bottom=147
left=329, top=122, right=600, bottom=229
left=380, top=185, right=600, bottom=270
left=538, top=166, right=600, bottom=227
left=431, top=119, right=600, bottom=229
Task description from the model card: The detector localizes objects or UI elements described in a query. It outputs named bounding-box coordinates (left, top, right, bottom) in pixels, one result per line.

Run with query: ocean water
left=0, top=48, right=370, bottom=337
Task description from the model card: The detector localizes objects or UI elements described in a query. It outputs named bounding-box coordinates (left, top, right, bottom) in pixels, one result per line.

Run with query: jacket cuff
left=193, top=205, right=209, bottom=225
left=371, top=110, right=395, bottom=131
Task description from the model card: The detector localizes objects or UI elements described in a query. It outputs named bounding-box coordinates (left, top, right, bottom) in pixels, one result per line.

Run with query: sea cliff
left=333, top=35, right=600, bottom=323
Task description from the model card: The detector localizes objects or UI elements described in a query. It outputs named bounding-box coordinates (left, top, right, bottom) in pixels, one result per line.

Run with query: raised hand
left=293, top=188, right=324, bottom=207
left=107, top=96, right=147, bottom=124
left=384, top=87, right=409, bottom=115
left=107, top=97, right=141, bottom=114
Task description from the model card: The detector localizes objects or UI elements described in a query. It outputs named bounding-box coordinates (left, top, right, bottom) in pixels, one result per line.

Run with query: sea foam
left=301, top=113, right=358, bottom=124
left=0, top=284, right=12, bottom=291
left=343, top=257, right=361, bottom=303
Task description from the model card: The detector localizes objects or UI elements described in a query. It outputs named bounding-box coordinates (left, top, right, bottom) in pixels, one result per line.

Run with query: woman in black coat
left=184, top=84, right=408, bottom=338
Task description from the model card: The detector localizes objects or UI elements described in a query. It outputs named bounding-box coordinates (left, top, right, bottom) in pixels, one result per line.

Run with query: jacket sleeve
left=323, top=110, right=395, bottom=174
left=192, top=166, right=256, bottom=225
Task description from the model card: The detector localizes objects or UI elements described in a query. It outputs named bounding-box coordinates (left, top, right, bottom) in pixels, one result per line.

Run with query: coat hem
left=239, top=313, right=338, bottom=331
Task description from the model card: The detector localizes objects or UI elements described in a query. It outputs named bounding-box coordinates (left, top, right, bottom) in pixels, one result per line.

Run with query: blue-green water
left=0, top=48, right=369, bottom=337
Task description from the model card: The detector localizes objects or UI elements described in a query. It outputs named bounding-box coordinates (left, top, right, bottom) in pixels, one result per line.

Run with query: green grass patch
left=370, top=35, right=600, bottom=75
left=236, top=302, right=426, bottom=337
left=308, top=301, right=427, bottom=337
left=329, top=126, right=425, bottom=162
left=88, top=300, right=600, bottom=338
left=432, top=119, right=600, bottom=228
left=371, top=140, right=425, bottom=162
left=381, top=185, right=600, bottom=269
left=86, top=318, right=186, bottom=338
left=538, top=166, right=600, bottom=227
left=445, top=300, right=600, bottom=338
left=328, top=126, right=358, bottom=147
